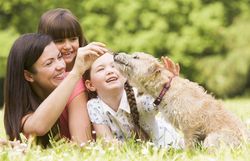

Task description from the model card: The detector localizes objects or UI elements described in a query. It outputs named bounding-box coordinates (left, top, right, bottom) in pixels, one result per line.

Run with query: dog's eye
left=133, top=55, right=139, bottom=59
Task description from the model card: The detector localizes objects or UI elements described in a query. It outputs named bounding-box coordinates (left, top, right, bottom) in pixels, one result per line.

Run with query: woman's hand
left=72, top=42, right=108, bottom=76
left=161, top=56, right=180, bottom=76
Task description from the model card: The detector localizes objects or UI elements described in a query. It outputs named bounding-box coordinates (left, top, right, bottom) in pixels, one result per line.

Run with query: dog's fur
left=114, top=52, right=249, bottom=149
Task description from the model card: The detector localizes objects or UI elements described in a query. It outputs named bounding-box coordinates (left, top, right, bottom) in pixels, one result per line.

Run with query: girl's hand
left=72, top=42, right=108, bottom=75
left=161, top=56, right=180, bottom=76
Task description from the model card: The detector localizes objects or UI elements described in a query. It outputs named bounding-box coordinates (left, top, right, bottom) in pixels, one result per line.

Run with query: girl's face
left=86, top=53, right=126, bottom=95
left=25, top=42, right=66, bottom=97
left=54, top=37, right=79, bottom=71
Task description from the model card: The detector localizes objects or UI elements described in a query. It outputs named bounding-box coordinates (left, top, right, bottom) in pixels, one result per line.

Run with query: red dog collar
left=153, top=76, right=174, bottom=106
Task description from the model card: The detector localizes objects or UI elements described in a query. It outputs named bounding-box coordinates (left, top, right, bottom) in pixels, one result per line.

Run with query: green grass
left=0, top=98, right=250, bottom=161
left=224, top=98, right=250, bottom=121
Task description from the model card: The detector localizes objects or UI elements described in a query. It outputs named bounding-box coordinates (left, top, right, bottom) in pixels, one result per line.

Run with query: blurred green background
left=0, top=0, right=250, bottom=107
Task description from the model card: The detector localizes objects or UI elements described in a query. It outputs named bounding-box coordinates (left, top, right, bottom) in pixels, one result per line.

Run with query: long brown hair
left=83, top=69, right=149, bottom=141
left=38, top=8, right=88, bottom=47
left=4, top=33, right=58, bottom=146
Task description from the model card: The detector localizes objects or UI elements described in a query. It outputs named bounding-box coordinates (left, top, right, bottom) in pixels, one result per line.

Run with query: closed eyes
left=96, top=67, right=104, bottom=72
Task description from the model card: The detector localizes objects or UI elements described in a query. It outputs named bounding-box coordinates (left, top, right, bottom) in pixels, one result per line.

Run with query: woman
left=4, top=33, right=105, bottom=147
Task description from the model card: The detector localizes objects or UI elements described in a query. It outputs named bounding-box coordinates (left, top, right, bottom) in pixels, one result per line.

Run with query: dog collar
left=153, top=76, right=174, bottom=106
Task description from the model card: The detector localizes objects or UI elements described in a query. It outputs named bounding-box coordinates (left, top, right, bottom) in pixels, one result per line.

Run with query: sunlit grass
left=0, top=98, right=250, bottom=161
left=224, top=98, right=250, bottom=121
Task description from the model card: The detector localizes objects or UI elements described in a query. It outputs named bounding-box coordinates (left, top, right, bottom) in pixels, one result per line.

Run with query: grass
left=0, top=98, right=250, bottom=161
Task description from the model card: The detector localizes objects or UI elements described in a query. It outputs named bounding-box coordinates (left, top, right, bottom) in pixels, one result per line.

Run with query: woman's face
left=86, top=53, right=126, bottom=95
left=27, top=42, right=66, bottom=97
left=54, top=37, right=79, bottom=71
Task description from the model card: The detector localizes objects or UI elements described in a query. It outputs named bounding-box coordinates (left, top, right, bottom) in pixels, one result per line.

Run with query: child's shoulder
left=87, top=98, right=104, bottom=111
left=87, top=98, right=100, bottom=106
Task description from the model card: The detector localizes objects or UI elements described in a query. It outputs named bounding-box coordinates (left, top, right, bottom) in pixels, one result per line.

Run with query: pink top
left=21, top=75, right=85, bottom=140
left=59, top=78, right=85, bottom=138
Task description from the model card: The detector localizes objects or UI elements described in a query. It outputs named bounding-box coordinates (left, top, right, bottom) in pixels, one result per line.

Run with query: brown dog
left=114, top=52, right=249, bottom=149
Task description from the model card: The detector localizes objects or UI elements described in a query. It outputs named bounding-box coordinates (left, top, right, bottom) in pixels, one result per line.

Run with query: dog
left=113, top=52, right=249, bottom=149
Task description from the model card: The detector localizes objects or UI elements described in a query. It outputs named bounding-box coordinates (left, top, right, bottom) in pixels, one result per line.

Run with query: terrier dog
left=114, top=52, right=249, bottom=149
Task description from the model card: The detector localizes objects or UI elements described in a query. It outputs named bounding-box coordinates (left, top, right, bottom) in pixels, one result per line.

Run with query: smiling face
left=54, top=37, right=79, bottom=71
left=85, top=53, right=126, bottom=97
left=25, top=42, right=66, bottom=98
left=38, top=8, right=87, bottom=72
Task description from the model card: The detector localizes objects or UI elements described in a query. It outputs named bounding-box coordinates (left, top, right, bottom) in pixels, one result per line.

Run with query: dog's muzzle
left=113, top=54, right=129, bottom=66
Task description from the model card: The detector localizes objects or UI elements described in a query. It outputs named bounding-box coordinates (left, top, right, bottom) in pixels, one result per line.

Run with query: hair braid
left=124, top=81, right=149, bottom=141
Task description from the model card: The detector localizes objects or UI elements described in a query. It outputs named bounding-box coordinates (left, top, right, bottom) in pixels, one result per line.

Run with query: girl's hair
left=82, top=69, right=98, bottom=100
left=37, top=8, right=88, bottom=47
left=124, top=81, right=149, bottom=141
left=4, top=33, right=58, bottom=146
left=83, top=69, right=149, bottom=141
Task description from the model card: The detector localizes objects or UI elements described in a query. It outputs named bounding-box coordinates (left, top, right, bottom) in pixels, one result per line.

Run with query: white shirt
left=87, top=90, right=135, bottom=140
left=87, top=89, right=184, bottom=148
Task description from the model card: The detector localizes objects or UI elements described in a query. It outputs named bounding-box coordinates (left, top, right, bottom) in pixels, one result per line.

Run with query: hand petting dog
left=161, top=56, right=180, bottom=76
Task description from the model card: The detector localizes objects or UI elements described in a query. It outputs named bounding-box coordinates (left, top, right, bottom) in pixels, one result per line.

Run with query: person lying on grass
left=83, top=52, right=184, bottom=148
left=4, top=33, right=106, bottom=147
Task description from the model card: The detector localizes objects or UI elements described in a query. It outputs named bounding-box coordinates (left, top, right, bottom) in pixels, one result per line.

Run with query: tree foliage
left=0, top=0, right=250, bottom=97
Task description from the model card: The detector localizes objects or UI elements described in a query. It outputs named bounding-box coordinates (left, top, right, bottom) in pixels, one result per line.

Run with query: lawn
left=0, top=98, right=250, bottom=161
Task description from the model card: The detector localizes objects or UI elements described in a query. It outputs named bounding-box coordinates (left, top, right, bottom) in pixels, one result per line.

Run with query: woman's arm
left=68, top=92, right=92, bottom=143
left=22, top=72, right=82, bottom=136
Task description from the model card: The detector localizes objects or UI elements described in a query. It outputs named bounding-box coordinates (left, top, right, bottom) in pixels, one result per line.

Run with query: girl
left=37, top=8, right=108, bottom=142
left=83, top=53, right=183, bottom=148
left=4, top=33, right=104, bottom=147
left=38, top=8, right=106, bottom=72
left=37, top=8, right=86, bottom=71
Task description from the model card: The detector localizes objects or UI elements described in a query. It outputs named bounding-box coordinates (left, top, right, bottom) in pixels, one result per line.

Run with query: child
left=83, top=53, right=183, bottom=148
left=37, top=8, right=108, bottom=143
left=38, top=8, right=107, bottom=72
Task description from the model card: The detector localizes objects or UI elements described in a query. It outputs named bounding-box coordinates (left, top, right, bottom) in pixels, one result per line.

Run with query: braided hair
left=124, top=81, right=149, bottom=141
